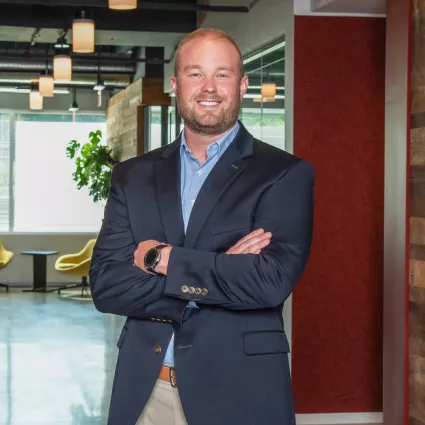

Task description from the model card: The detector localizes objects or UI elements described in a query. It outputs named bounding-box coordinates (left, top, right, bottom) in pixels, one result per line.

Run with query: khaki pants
left=136, top=379, right=188, bottom=425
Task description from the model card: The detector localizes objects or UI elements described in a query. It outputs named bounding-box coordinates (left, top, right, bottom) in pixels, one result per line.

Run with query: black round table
left=21, top=251, right=59, bottom=293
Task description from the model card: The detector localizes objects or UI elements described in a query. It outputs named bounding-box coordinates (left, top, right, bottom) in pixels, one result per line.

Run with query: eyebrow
left=183, top=65, right=236, bottom=74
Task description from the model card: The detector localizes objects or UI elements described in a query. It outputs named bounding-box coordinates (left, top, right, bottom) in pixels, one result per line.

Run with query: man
left=90, top=28, right=314, bottom=425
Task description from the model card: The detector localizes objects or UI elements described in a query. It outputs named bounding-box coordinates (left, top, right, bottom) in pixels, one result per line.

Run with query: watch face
left=145, top=249, right=158, bottom=267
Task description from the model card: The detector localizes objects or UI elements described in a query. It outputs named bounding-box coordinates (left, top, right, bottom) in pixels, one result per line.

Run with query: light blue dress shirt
left=162, top=121, right=240, bottom=367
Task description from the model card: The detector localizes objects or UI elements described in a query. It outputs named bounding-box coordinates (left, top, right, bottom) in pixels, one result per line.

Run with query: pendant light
left=39, top=45, right=54, bottom=97
left=109, top=0, right=137, bottom=9
left=260, top=68, right=276, bottom=100
left=69, top=88, right=79, bottom=122
left=53, top=37, right=72, bottom=82
left=29, top=81, right=43, bottom=110
left=261, top=83, right=276, bottom=99
left=72, top=10, right=95, bottom=53
left=93, top=50, right=105, bottom=107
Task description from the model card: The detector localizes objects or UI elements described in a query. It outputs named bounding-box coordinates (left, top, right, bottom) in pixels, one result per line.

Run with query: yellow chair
left=55, top=239, right=96, bottom=296
left=0, top=241, right=14, bottom=292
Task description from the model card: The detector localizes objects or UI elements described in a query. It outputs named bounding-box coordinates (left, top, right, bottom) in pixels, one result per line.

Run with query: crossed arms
left=89, top=160, right=314, bottom=322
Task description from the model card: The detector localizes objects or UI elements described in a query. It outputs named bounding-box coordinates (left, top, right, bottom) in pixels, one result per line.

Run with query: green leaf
left=66, top=129, right=115, bottom=204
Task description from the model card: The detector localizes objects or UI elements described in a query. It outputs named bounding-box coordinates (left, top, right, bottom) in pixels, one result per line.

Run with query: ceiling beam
left=0, top=4, right=197, bottom=33
left=0, top=0, right=249, bottom=12
left=0, top=52, right=171, bottom=64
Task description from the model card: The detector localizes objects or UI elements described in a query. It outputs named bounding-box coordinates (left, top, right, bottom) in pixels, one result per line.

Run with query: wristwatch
left=144, top=243, right=169, bottom=274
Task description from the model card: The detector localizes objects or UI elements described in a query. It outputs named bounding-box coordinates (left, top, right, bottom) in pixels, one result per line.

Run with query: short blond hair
left=174, top=28, right=244, bottom=78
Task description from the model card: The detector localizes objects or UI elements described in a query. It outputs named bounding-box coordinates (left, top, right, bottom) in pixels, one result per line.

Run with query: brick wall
left=106, top=78, right=143, bottom=162
left=106, top=78, right=170, bottom=162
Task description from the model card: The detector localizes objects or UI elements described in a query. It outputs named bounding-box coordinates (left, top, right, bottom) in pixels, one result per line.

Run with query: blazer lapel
left=154, top=138, right=185, bottom=247
left=183, top=124, right=254, bottom=249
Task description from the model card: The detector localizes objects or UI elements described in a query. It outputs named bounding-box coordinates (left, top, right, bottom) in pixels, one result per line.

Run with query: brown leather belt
left=158, top=365, right=177, bottom=387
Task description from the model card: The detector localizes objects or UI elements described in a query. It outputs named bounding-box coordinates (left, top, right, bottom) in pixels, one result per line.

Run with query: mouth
left=197, top=100, right=222, bottom=108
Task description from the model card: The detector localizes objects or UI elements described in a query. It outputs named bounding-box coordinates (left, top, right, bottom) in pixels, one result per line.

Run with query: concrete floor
left=0, top=290, right=125, bottom=425
left=0, top=290, right=380, bottom=425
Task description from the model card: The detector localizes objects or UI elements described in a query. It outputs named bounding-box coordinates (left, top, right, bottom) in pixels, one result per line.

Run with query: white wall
left=1, top=233, right=98, bottom=286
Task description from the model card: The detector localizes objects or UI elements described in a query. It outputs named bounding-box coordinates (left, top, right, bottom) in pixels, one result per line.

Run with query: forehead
left=178, top=37, right=240, bottom=69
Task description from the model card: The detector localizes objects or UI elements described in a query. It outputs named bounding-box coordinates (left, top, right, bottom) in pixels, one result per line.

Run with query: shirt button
left=197, top=170, right=203, bottom=176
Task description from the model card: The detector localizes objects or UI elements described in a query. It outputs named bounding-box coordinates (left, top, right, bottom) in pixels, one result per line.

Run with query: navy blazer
left=89, top=122, right=315, bottom=425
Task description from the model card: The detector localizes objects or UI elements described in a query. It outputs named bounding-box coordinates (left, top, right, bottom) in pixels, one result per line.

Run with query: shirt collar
left=180, top=121, right=240, bottom=159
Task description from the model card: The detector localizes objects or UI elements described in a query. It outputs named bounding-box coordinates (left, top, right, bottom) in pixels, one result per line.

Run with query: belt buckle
left=169, top=367, right=177, bottom=388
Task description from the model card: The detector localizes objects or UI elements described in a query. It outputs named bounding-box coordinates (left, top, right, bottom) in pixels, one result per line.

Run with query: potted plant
left=66, top=129, right=117, bottom=204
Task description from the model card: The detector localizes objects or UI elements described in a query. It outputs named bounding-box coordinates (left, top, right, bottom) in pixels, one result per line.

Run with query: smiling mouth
left=197, top=100, right=221, bottom=107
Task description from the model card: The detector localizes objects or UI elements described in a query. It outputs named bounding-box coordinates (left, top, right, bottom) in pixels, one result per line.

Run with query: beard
left=176, top=88, right=241, bottom=136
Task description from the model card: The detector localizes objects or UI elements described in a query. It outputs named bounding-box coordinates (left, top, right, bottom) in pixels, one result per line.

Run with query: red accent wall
left=292, top=16, right=386, bottom=413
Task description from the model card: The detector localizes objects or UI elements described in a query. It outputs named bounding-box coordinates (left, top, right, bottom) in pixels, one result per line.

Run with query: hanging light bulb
left=39, top=74, right=54, bottom=97
left=93, top=53, right=105, bottom=107
left=39, top=45, right=54, bottom=97
left=69, top=88, right=79, bottom=122
left=94, top=79, right=105, bottom=107
left=261, top=82, right=276, bottom=99
left=29, top=81, right=43, bottom=110
left=72, top=10, right=95, bottom=53
left=108, top=0, right=137, bottom=9
left=53, top=42, right=72, bottom=82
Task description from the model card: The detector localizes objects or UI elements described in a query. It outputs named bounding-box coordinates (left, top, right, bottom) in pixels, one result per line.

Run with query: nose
left=201, top=76, right=217, bottom=93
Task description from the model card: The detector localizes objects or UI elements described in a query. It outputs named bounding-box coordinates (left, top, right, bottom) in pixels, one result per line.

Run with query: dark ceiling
left=0, top=0, right=252, bottom=93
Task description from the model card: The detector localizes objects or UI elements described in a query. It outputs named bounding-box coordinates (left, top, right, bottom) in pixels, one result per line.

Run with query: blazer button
left=181, top=285, right=189, bottom=293
left=188, top=286, right=195, bottom=294
left=154, top=345, right=162, bottom=354
left=202, top=288, right=208, bottom=296
left=195, top=288, right=202, bottom=295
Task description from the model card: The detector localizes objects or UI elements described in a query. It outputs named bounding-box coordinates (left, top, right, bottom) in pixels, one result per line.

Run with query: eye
left=190, top=73, right=201, bottom=77
left=218, top=73, right=228, bottom=78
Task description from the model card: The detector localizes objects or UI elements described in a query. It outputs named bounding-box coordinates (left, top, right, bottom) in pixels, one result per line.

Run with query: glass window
left=240, top=37, right=285, bottom=150
left=0, top=113, right=10, bottom=231
left=13, top=113, right=106, bottom=232
left=148, top=106, right=163, bottom=151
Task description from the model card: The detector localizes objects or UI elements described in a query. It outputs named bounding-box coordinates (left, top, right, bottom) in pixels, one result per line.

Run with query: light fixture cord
left=45, top=44, right=49, bottom=74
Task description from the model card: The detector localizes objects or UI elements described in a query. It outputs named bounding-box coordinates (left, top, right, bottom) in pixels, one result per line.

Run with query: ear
left=171, top=76, right=178, bottom=97
left=240, top=75, right=249, bottom=99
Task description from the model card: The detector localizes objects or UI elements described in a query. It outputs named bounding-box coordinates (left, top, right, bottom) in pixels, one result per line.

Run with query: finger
left=233, top=231, right=271, bottom=252
left=233, top=228, right=264, bottom=248
left=239, top=237, right=271, bottom=254
left=237, top=232, right=271, bottom=252
left=230, top=234, right=271, bottom=254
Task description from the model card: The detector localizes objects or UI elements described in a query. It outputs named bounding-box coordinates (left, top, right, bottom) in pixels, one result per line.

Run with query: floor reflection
left=0, top=290, right=125, bottom=425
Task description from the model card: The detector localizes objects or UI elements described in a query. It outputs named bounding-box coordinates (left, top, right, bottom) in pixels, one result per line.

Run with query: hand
left=133, top=240, right=172, bottom=275
left=226, top=229, right=272, bottom=255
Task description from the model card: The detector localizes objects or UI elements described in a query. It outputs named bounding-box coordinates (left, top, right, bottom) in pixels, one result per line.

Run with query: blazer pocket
left=209, top=219, right=252, bottom=235
left=116, top=326, right=128, bottom=349
left=242, top=330, right=290, bottom=355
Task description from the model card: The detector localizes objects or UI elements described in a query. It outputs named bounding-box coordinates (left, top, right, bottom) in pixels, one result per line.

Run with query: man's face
left=171, top=37, right=249, bottom=136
